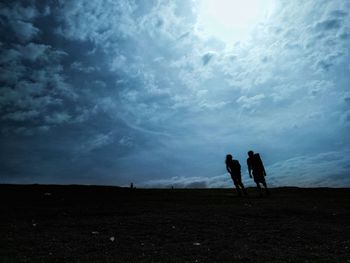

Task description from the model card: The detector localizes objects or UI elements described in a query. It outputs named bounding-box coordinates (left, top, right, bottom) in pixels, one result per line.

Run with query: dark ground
left=0, top=185, right=349, bottom=263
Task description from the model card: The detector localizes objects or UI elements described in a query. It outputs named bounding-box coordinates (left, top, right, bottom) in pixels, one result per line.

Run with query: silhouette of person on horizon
left=247, top=150, right=270, bottom=197
left=225, top=154, right=247, bottom=196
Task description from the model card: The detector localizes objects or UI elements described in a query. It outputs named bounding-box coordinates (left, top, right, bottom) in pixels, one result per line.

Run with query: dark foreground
left=0, top=185, right=349, bottom=262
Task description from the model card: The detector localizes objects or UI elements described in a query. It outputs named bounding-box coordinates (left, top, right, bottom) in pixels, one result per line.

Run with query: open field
left=0, top=185, right=349, bottom=262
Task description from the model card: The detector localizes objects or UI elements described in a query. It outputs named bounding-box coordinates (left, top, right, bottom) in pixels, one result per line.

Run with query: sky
left=0, top=0, right=350, bottom=188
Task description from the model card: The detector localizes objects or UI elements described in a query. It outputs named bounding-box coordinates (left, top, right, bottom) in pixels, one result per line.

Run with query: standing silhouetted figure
left=247, top=150, right=269, bottom=196
left=226, top=154, right=247, bottom=196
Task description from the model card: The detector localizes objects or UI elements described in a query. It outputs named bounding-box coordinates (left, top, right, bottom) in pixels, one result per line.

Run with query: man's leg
left=255, top=181, right=263, bottom=196
left=233, top=179, right=242, bottom=196
left=238, top=180, right=248, bottom=195
left=261, top=181, right=270, bottom=196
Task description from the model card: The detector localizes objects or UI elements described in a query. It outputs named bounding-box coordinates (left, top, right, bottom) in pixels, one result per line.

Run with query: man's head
left=226, top=154, right=233, bottom=160
left=248, top=150, right=254, bottom=157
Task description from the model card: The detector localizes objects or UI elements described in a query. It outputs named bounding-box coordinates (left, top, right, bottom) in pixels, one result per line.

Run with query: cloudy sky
left=1, top=0, right=349, bottom=187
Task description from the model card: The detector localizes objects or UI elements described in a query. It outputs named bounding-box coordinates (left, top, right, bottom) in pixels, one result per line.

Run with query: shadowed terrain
left=0, top=185, right=349, bottom=262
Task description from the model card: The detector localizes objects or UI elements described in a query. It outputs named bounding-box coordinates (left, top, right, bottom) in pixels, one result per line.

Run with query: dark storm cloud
left=330, top=10, right=348, bottom=18
left=202, top=52, right=215, bottom=66
left=0, top=1, right=92, bottom=139
left=10, top=20, right=39, bottom=41
left=16, top=42, right=50, bottom=61
left=55, top=0, right=137, bottom=42
left=0, top=3, right=40, bottom=41
left=315, top=19, right=342, bottom=31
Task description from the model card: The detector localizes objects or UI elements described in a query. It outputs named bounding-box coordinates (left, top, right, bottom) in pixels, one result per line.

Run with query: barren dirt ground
left=0, top=185, right=349, bottom=262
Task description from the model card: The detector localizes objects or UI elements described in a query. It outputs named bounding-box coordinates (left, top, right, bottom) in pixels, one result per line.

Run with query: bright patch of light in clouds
left=195, top=0, right=275, bottom=43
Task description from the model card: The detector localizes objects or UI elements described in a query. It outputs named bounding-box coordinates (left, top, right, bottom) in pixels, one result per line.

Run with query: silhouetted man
left=226, top=154, right=247, bottom=196
left=247, top=150, right=269, bottom=196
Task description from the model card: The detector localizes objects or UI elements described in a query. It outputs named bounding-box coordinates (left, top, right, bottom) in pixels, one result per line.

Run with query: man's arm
left=226, top=164, right=231, bottom=174
left=247, top=159, right=252, bottom=178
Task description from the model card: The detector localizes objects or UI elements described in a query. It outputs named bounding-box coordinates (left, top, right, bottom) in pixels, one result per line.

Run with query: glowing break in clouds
left=195, top=0, right=276, bottom=43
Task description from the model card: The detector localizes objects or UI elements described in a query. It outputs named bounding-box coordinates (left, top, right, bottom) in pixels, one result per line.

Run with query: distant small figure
left=130, top=182, right=134, bottom=189
left=247, top=150, right=270, bottom=196
left=225, top=154, right=248, bottom=196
